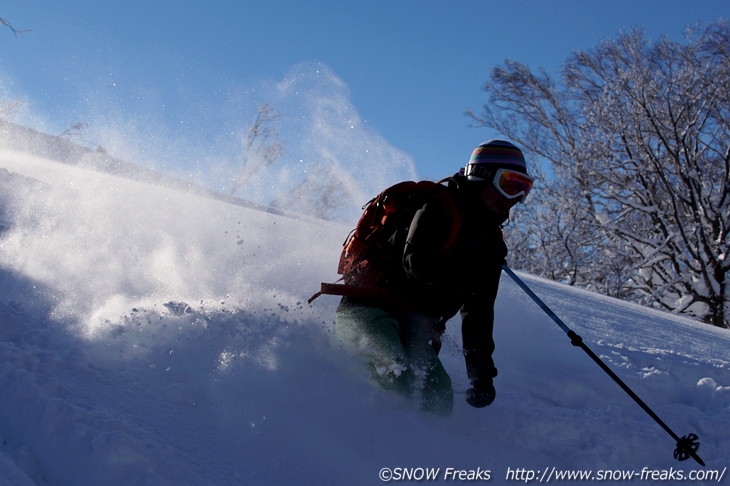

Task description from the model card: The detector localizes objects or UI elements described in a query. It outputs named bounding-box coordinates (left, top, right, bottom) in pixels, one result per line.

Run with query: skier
left=334, top=140, right=534, bottom=414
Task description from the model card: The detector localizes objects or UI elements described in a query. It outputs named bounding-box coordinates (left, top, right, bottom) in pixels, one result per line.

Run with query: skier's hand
left=466, top=381, right=495, bottom=408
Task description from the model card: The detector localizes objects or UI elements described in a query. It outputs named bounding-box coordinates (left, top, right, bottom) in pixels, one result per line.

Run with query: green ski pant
left=336, top=302, right=453, bottom=415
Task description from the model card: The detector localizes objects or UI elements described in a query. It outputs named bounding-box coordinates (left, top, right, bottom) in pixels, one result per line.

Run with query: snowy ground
left=0, top=147, right=728, bottom=485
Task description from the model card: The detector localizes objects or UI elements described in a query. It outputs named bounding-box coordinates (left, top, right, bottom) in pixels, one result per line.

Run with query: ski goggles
left=492, top=168, right=534, bottom=202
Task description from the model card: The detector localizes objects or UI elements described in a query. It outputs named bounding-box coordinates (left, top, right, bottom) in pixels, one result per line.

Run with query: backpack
left=308, top=179, right=461, bottom=303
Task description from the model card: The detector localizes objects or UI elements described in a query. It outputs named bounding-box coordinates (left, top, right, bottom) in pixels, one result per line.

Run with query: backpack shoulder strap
left=427, top=182, right=462, bottom=254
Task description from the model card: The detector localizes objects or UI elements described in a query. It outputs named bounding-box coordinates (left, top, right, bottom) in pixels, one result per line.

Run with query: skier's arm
left=461, top=285, right=499, bottom=383
left=461, top=262, right=502, bottom=404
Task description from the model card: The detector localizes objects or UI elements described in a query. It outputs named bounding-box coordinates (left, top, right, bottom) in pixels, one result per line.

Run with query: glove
left=466, top=380, right=496, bottom=408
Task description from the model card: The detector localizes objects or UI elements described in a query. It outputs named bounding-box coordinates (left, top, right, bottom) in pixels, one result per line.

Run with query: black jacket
left=401, top=176, right=506, bottom=383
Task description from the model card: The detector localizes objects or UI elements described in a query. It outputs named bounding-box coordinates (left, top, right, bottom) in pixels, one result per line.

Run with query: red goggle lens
left=494, top=169, right=534, bottom=201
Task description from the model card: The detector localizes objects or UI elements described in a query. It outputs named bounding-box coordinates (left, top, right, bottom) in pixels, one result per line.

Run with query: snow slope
left=0, top=147, right=728, bottom=485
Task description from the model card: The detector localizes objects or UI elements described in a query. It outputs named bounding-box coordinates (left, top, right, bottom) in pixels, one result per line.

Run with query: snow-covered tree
left=471, top=21, right=729, bottom=328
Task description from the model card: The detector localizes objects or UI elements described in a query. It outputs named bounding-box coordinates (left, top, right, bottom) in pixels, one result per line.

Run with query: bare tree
left=270, top=160, right=349, bottom=220
left=229, top=103, right=284, bottom=196
left=1, top=17, right=30, bottom=37
left=0, top=100, right=26, bottom=120
left=470, top=21, right=730, bottom=327
left=0, top=17, right=28, bottom=120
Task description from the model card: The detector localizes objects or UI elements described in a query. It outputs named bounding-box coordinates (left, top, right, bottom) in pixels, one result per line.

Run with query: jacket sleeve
left=461, top=253, right=502, bottom=386
left=404, top=191, right=504, bottom=384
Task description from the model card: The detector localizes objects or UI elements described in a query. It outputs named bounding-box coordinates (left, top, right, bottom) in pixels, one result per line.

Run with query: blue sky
left=1, top=1, right=728, bottom=183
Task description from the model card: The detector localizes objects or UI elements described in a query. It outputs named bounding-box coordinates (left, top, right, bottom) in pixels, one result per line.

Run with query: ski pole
left=501, top=264, right=706, bottom=467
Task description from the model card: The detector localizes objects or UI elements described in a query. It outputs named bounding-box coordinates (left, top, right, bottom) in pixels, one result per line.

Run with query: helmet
left=464, top=140, right=533, bottom=202
left=464, top=139, right=528, bottom=180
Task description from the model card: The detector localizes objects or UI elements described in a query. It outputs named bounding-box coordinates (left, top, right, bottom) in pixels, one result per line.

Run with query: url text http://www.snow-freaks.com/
left=377, top=465, right=727, bottom=483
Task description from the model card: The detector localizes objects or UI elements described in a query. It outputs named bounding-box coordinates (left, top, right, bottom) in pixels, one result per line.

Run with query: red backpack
left=309, top=179, right=461, bottom=302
